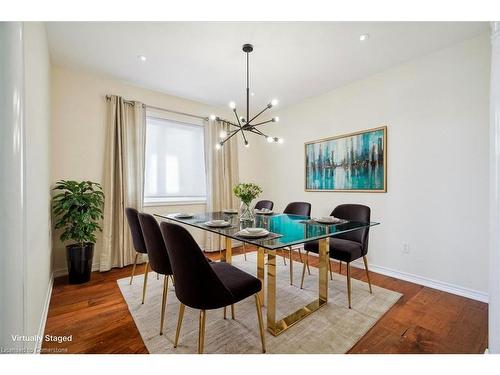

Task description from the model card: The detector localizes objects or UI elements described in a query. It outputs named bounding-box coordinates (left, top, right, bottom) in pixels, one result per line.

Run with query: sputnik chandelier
left=211, top=43, right=283, bottom=150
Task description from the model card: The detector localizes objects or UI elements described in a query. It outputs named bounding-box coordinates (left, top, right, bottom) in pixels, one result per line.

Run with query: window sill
left=143, top=199, right=207, bottom=207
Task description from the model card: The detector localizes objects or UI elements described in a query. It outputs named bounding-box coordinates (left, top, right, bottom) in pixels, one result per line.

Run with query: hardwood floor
left=42, top=247, right=488, bottom=354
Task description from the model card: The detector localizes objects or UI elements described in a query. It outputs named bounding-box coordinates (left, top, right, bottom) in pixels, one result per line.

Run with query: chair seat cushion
left=304, top=238, right=363, bottom=263
left=210, top=262, right=262, bottom=304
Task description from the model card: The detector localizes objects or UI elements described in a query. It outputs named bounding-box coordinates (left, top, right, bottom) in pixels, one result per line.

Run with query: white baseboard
left=290, top=246, right=488, bottom=303
left=34, top=274, right=54, bottom=354
left=349, top=260, right=489, bottom=303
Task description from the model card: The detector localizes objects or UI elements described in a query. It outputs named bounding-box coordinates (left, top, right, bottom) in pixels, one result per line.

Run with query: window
left=144, top=115, right=207, bottom=204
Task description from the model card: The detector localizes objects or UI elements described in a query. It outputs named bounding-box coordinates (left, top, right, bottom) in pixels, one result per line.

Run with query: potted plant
left=52, top=180, right=104, bottom=284
left=233, top=182, right=263, bottom=222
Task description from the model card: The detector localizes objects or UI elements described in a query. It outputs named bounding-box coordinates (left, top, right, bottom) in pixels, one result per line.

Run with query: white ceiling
left=46, top=22, right=489, bottom=110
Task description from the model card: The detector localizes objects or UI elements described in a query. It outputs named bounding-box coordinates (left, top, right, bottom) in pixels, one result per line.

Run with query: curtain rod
left=105, top=95, right=209, bottom=121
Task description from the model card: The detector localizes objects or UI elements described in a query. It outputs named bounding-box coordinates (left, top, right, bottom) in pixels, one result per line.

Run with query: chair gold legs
left=159, top=275, right=169, bottom=335
left=363, top=256, right=373, bottom=294
left=198, top=310, right=206, bottom=354
left=299, top=248, right=311, bottom=275
left=223, top=306, right=227, bottom=319
left=141, top=261, right=149, bottom=304
left=129, top=253, right=138, bottom=285
left=346, top=262, right=352, bottom=309
left=300, top=251, right=309, bottom=289
left=183, top=300, right=265, bottom=354
left=328, top=260, right=333, bottom=280
left=339, top=261, right=342, bottom=274
left=157, top=273, right=159, bottom=280
left=174, top=303, right=185, bottom=348
left=231, top=304, right=235, bottom=319
left=282, top=250, right=287, bottom=265
left=289, top=247, right=293, bottom=285
left=254, top=294, right=266, bottom=353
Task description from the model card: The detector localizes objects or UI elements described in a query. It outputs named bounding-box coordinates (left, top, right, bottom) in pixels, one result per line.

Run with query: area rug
left=117, top=253, right=402, bottom=354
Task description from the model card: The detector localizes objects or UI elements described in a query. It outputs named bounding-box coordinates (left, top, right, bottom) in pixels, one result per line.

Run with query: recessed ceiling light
left=359, top=34, right=369, bottom=42
left=137, top=55, right=147, bottom=61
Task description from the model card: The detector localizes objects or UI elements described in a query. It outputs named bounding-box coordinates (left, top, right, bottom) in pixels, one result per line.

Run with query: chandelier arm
left=248, top=127, right=267, bottom=137
left=222, top=120, right=241, bottom=129
left=240, top=127, right=249, bottom=145
left=251, top=119, right=275, bottom=127
left=220, top=128, right=241, bottom=146
left=247, top=105, right=270, bottom=125
left=233, top=109, right=243, bottom=127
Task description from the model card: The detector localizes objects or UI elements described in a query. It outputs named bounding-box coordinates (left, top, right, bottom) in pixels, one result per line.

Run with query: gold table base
left=224, top=236, right=330, bottom=337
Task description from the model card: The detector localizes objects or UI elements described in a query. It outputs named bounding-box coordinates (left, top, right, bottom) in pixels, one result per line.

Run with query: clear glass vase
left=239, top=201, right=254, bottom=222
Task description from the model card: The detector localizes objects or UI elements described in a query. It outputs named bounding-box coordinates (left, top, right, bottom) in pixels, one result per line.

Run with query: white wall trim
left=294, top=245, right=488, bottom=303
left=34, top=274, right=53, bottom=354
left=350, top=260, right=489, bottom=303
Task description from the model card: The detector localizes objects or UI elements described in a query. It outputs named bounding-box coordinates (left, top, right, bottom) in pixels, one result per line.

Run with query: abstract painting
left=305, top=126, right=387, bottom=192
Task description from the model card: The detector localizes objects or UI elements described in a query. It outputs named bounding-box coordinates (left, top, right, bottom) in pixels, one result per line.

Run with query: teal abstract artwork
left=305, top=126, right=387, bottom=192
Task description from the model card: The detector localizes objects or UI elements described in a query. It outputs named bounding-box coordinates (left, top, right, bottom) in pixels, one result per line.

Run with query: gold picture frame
left=304, top=125, right=387, bottom=192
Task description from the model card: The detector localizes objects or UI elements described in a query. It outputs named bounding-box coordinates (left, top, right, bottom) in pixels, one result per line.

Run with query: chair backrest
left=125, top=207, right=147, bottom=254
left=284, top=201, right=311, bottom=217
left=331, top=204, right=371, bottom=255
left=137, top=213, right=172, bottom=275
left=254, top=200, right=274, bottom=210
left=160, top=221, right=233, bottom=310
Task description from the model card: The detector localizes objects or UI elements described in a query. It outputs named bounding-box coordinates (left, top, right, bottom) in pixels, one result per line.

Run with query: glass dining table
left=155, top=211, right=379, bottom=336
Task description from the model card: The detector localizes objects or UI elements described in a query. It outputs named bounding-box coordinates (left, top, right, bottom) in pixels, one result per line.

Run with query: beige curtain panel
left=204, top=119, right=239, bottom=252
left=100, top=95, right=146, bottom=271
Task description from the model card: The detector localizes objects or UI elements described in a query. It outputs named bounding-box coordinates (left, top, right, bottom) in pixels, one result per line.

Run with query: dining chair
left=138, top=213, right=174, bottom=335
left=160, top=221, right=266, bottom=354
left=125, top=208, right=149, bottom=292
left=283, top=202, right=312, bottom=285
left=241, top=200, right=275, bottom=260
left=300, top=204, right=372, bottom=308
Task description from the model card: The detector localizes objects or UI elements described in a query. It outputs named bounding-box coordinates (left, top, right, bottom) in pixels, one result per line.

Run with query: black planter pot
left=66, top=243, right=94, bottom=284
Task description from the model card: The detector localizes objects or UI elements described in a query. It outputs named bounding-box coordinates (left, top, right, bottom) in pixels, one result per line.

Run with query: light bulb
left=244, top=141, right=250, bottom=148
left=270, top=99, right=279, bottom=107
left=239, top=116, right=245, bottom=123
left=229, top=101, right=236, bottom=109
left=219, top=130, right=227, bottom=139
left=137, top=55, right=147, bottom=61
left=267, top=136, right=274, bottom=143
left=272, top=116, right=280, bottom=122
left=278, top=138, right=284, bottom=144
left=209, top=114, right=216, bottom=121
left=215, top=143, right=221, bottom=150
left=359, top=34, right=369, bottom=41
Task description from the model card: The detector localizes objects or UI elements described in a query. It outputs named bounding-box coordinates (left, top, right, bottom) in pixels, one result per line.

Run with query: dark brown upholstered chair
left=282, top=202, right=312, bottom=285
left=138, top=213, right=174, bottom=335
left=241, top=200, right=275, bottom=260
left=254, top=200, right=274, bottom=211
left=300, top=204, right=372, bottom=308
left=160, top=221, right=266, bottom=354
left=125, top=208, right=149, bottom=288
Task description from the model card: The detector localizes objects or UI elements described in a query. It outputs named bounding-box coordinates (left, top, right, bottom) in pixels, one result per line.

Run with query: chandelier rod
left=246, top=50, right=250, bottom=127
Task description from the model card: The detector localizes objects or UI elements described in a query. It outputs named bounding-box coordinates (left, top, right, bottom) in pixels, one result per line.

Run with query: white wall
left=51, top=66, right=227, bottom=273
left=0, top=22, right=52, bottom=353
left=23, top=22, right=52, bottom=350
left=240, top=34, right=491, bottom=299
left=0, top=21, right=26, bottom=353
left=489, top=21, right=500, bottom=353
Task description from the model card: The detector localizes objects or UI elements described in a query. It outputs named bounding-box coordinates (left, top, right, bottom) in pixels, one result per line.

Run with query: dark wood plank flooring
left=42, top=247, right=488, bottom=354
